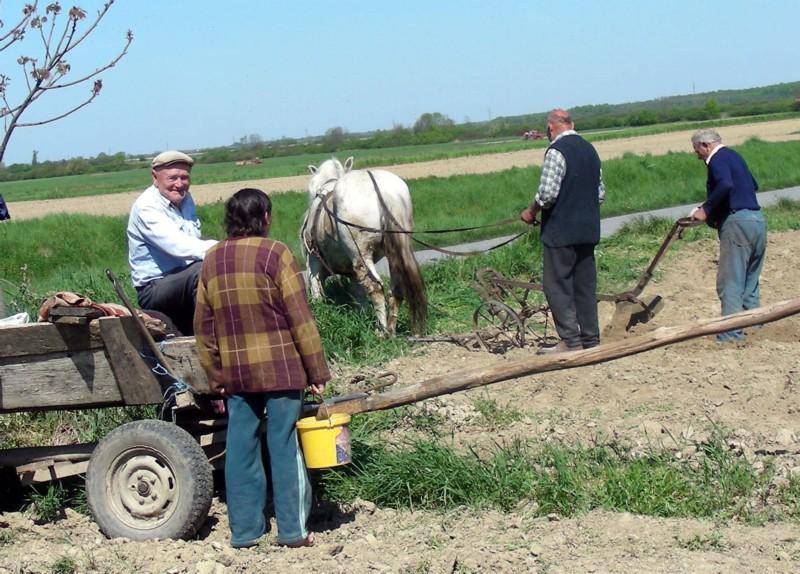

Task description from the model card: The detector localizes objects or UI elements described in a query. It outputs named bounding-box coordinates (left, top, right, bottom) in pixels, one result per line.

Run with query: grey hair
left=691, top=129, right=722, bottom=145
left=547, top=109, right=573, bottom=125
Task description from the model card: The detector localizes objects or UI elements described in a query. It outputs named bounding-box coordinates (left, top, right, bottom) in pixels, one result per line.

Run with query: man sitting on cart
left=127, top=150, right=218, bottom=335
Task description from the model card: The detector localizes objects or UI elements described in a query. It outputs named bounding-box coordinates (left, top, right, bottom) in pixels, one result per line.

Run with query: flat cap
left=151, top=150, right=194, bottom=169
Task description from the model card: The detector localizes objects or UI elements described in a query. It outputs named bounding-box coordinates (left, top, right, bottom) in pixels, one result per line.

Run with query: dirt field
left=8, top=117, right=800, bottom=221
left=2, top=229, right=800, bottom=572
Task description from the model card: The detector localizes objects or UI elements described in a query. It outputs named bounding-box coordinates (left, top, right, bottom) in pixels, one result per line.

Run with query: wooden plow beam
left=317, top=296, right=800, bottom=418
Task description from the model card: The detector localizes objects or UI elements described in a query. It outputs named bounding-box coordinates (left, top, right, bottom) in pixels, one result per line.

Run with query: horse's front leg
left=354, top=261, right=388, bottom=335
left=305, top=251, right=327, bottom=300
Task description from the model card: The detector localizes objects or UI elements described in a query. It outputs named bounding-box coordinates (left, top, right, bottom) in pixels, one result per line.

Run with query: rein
left=306, top=170, right=531, bottom=258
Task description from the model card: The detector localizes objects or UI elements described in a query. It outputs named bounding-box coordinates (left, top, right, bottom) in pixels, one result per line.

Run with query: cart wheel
left=473, top=300, right=526, bottom=351
left=86, top=419, right=213, bottom=541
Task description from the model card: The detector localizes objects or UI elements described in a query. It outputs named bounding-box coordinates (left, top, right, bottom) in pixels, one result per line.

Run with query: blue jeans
left=716, top=210, right=766, bottom=341
left=225, top=391, right=311, bottom=547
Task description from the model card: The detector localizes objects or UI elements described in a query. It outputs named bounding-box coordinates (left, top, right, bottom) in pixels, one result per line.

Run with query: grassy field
left=1, top=112, right=797, bottom=203
left=2, top=137, right=800, bottom=321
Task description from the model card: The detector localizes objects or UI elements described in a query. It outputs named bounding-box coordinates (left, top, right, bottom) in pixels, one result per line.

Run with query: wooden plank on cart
left=0, top=442, right=96, bottom=484
left=48, top=307, right=104, bottom=326
left=17, top=459, right=90, bottom=485
left=98, top=317, right=164, bottom=405
left=0, top=321, right=103, bottom=358
left=0, top=347, right=124, bottom=412
left=159, top=337, right=213, bottom=394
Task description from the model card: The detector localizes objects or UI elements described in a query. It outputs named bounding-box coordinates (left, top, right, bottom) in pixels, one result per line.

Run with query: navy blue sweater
left=702, top=146, right=760, bottom=228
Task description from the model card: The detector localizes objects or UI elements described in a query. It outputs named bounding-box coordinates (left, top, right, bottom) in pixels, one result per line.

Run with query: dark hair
left=224, top=188, right=272, bottom=238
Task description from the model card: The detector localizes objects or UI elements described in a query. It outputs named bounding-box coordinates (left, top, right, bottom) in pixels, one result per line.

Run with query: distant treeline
left=2, top=81, right=798, bottom=182
left=0, top=151, right=149, bottom=182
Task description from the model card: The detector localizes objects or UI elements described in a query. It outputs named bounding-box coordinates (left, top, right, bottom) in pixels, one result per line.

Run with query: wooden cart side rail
left=0, top=321, right=104, bottom=358
left=0, top=317, right=213, bottom=414
left=0, top=442, right=96, bottom=485
left=318, top=296, right=800, bottom=418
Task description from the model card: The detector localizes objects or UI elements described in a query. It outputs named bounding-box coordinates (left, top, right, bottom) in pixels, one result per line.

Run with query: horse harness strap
left=305, top=170, right=531, bottom=272
left=302, top=184, right=340, bottom=278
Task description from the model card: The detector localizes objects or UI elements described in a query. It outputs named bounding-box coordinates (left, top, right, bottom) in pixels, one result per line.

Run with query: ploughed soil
left=8, top=117, right=800, bottom=221
left=2, top=232, right=800, bottom=571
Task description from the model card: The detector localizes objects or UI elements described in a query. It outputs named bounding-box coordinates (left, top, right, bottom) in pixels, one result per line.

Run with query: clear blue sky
left=1, top=0, right=798, bottom=164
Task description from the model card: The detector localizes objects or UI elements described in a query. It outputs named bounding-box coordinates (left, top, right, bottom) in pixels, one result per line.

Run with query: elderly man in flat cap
left=127, top=150, right=217, bottom=335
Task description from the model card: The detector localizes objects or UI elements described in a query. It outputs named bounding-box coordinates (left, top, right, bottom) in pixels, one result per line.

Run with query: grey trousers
left=542, top=243, right=600, bottom=348
left=136, top=261, right=202, bottom=336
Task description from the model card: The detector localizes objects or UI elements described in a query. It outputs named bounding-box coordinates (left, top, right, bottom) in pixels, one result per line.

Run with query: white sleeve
left=136, top=205, right=217, bottom=259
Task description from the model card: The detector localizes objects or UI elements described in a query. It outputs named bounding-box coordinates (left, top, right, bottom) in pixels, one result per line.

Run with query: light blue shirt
left=127, top=185, right=217, bottom=287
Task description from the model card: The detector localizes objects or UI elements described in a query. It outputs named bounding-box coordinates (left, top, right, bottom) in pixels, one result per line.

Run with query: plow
left=466, top=217, right=703, bottom=352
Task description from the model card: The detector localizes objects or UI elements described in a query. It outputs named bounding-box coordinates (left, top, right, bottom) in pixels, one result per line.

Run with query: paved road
left=374, top=186, right=800, bottom=274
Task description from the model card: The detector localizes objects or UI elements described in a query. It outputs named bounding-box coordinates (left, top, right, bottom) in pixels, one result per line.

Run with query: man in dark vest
left=689, top=128, right=766, bottom=342
left=520, top=109, right=605, bottom=353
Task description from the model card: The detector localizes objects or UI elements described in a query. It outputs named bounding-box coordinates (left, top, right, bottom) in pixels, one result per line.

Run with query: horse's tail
left=383, top=225, right=428, bottom=335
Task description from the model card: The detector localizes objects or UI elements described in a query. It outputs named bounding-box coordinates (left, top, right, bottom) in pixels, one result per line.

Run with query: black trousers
left=542, top=244, right=599, bottom=348
left=136, top=261, right=202, bottom=336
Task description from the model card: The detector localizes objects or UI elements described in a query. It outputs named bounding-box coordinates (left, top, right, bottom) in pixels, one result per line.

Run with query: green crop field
left=0, top=112, right=796, bottom=203
left=2, top=137, right=800, bottom=322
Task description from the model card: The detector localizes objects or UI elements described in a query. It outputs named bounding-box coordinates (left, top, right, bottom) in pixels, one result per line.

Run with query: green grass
left=4, top=137, right=800, bottom=313
left=5, top=201, right=800, bottom=522
left=319, top=429, right=784, bottom=522
left=49, top=556, right=77, bottom=574
left=471, top=396, right=524, bottom=429
left=676, top=531, right=729, bottom=551
left=26, top=483, right=70, bottom=523
left=0, top=407, right=156, bottom=449
left=0, top=137, right=796, bottom=307
left=1, top=112, right=796, bottom=202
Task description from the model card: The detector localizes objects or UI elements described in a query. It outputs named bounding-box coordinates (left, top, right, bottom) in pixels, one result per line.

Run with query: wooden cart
left=0, top=313, right=223, bottom=541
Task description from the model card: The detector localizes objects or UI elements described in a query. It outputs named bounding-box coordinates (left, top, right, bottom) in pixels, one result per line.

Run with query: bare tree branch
left=0, top=1, right=132, bottom=166
left=60, top=2, right=112, bottom=56
left=43, top=31, right=130, bottom=90
left=0, top=1, right=37, bottom=44
left=17, top=83, right=98, bottom=127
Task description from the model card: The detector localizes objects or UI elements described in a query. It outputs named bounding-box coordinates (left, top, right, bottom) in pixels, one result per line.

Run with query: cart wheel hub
left=108, top=449, right=179, bottom=526
left=136, top=480, right=151, bottom=497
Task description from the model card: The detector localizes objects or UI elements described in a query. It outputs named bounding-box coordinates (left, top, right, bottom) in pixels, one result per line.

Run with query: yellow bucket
left=296, top=413, right=352, bottom=469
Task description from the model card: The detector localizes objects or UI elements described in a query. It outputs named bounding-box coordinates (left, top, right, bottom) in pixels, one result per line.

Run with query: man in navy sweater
left=689, top=129, right=766, bottom=342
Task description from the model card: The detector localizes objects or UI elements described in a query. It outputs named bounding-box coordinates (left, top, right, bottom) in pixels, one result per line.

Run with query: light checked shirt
left=533, top=130, right=605, bottom=209
left=127, top=185, right=218, bottom=287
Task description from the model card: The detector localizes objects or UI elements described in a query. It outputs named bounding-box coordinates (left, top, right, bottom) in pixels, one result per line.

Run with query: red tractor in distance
left=523, top=129, right=545, bottom=140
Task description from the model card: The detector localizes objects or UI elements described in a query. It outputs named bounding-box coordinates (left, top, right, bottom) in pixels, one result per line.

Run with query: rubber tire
left=86, top=419, right=213, bottom=540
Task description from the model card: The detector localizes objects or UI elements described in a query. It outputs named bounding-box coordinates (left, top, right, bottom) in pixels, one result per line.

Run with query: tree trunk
left=317, top=297, right=800, bottom=419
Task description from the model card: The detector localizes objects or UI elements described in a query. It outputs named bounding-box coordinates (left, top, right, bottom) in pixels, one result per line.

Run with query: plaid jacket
left=194, top=237, right=331, bottom=395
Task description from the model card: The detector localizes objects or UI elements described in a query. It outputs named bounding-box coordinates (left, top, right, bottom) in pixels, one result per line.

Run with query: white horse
left=301, top=157, right=428, bottom=335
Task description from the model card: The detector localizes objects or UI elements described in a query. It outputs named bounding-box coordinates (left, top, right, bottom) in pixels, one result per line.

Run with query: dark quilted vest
left=540, top=134, right=601, bottom=247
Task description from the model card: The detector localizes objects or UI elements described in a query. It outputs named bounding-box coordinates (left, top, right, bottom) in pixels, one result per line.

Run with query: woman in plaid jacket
left=194, top=188, right=331, bottom=548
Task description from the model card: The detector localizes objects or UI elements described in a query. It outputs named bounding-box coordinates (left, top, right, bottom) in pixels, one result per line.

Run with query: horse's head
left=307, top=156, right=354, bottom=201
